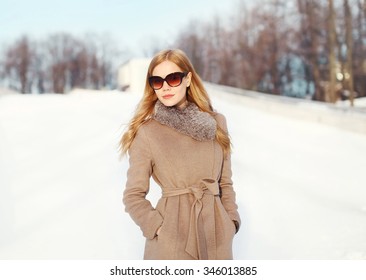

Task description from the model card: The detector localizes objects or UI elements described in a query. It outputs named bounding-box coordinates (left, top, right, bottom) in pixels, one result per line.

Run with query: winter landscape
left=0, top=84, right=366, bottom=260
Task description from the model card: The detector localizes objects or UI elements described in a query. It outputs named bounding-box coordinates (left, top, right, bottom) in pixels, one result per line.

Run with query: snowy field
left=0, top=88, right=366, bottom=260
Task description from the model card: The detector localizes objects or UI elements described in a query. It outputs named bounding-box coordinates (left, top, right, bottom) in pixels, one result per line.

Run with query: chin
left=159, top=100, right=177, bottom=107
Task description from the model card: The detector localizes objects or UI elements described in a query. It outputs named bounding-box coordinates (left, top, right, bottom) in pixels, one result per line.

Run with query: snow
left=0, top=87, right=366, bottom=260
left=0, top=87, right=19, bottom=96
left=336, top=96, right=366, bottom=110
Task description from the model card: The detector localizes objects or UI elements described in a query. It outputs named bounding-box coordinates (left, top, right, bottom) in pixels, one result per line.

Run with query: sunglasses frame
left=148, top=72, right=188, bottom=90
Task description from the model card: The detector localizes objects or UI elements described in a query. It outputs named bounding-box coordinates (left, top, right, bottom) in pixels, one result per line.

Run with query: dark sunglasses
left=148, top=72, right=188, bottom=90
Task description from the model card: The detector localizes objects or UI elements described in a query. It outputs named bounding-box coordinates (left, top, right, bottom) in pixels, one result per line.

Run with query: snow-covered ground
left=336, top=96, right=366, bottom=109
left=0, top=88, right=365, bottom=260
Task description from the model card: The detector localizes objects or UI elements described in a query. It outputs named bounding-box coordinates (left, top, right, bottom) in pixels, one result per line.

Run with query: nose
left=161, top=80, right=171, bottom=90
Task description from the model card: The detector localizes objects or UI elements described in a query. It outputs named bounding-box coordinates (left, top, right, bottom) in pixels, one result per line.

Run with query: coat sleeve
left=215, top=113, right=242, bottom=233
left=123, top=125, right=163, bottom=239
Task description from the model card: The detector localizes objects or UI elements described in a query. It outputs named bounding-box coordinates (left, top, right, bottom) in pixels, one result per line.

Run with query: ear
left=186, top=72, right=192, bottom=87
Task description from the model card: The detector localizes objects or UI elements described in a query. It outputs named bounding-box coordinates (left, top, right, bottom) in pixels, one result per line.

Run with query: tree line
left=1, top=0, right=365, bottom=104
left=0, top=33, right=120, bottom=94
left=173, top=0, right=366, bottom=104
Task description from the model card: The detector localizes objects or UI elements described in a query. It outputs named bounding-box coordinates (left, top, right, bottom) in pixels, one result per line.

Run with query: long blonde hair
left=119, top=49, right=231, bottom=156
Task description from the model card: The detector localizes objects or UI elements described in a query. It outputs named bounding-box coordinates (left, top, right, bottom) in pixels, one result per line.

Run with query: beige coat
left=123, top=113, right=241, bottom=260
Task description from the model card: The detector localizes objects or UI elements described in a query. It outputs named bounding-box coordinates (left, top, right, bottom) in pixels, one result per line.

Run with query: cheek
left=178, top=85, right=187, bottom=95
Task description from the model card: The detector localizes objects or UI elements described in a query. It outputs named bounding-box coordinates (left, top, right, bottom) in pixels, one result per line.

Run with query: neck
left=175, top=98, right=188, bottom=110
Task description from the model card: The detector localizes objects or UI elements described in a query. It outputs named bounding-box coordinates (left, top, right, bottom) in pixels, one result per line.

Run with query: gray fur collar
left=153, top=100, right=216, bottom=141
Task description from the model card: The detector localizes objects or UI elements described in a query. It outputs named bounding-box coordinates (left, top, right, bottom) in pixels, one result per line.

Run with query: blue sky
left=1, top=0, right=237, bottom=56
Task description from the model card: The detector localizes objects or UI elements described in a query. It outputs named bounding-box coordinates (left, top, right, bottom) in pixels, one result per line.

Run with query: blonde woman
left=120, top=49, right=241, bottom=260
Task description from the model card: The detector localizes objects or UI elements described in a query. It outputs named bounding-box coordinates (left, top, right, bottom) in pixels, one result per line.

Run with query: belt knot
left=189, top=178, right=219, bottom=199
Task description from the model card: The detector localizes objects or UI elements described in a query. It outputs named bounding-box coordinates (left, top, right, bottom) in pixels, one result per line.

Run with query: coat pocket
left=217, top=198, right=236, bottom=236
left=154, top=197, right=168, bottom=239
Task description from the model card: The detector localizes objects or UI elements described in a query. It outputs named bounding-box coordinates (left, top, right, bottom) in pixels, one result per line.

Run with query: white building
left=117, top=58, right=151, bottom=94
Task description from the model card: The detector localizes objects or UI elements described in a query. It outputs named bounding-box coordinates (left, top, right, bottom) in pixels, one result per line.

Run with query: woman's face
left=151, top=60, right=191, bottom=109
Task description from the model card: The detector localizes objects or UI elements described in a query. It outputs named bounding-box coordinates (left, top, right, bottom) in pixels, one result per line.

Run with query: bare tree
left=231, top=1, right=258, bottom=89
left=296, top=0, right=325, bottom=100
left=353, top=0, right=366, bottom=98
left=343, top=0, right=355, bottom=105
left=33, top=42, right=46, bottom=93
left=3, top=36, right=34, bottom=93
left=327, top=0, right=338, bottom=103
left=69, top=44, right=88, bottom=89
left=85, top=33, right=121, bottom=89
left=89, top=53, right=100, bottom=89
left=203, top=16, right=236, bottom=86
left=174, top=21, right=206, bottom=77
left=224, top=1, right=288, bottom=92
left=45, top=33, right=77, bottom=93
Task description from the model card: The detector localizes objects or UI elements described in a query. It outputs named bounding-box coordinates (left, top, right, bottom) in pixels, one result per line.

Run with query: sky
left=1, top=0, right=238, bottom=56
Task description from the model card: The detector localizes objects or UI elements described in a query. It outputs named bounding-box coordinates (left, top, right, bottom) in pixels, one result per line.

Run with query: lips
left=162, top=94, right=174, bottom=99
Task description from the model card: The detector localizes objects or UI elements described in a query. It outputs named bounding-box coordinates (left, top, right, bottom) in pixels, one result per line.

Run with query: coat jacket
left=123, top=102, right=241, bottom=260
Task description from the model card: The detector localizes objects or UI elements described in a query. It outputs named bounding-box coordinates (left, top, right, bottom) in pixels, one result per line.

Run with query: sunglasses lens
left=149, top=77, right=163, bottom=90
left=166, top=73, right=183, bottom=87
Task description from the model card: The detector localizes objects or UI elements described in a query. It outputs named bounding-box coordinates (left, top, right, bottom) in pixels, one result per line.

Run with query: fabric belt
left=162, top=178, right=219, bottom=260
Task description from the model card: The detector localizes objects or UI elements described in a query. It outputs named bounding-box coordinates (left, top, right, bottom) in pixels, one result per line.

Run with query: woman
left=120, top=49, right=241, bottom=260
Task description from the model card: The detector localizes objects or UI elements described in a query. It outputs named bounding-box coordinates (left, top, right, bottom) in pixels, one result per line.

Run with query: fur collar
left=153, top=100, right=216, bottom=141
